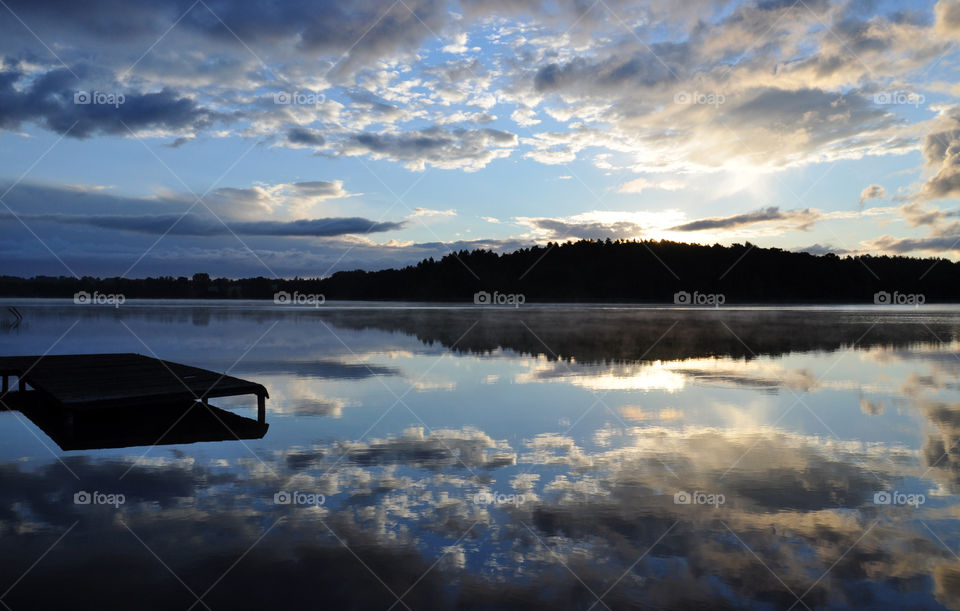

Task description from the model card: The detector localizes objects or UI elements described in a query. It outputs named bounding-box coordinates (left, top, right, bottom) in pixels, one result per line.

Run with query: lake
left=2, top=300, right=960, bottom=609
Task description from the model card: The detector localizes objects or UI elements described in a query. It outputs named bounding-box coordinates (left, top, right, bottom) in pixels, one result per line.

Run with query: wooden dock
left=0, top=353, right=269, bottom=422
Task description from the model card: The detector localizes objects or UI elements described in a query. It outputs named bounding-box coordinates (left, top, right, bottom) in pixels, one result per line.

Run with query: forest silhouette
left=2, top=239, right=959, bottom=302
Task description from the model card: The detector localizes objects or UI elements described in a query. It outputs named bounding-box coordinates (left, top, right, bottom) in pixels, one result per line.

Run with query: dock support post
left=257, top=394, right=265, bottom=423
left=18, top=377, right=25, bottom=392
left=2, top=375, right=7, bottom=393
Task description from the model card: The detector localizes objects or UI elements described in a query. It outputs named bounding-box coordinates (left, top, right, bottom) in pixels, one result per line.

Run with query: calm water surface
left=2, top=300, right=960, bottom=609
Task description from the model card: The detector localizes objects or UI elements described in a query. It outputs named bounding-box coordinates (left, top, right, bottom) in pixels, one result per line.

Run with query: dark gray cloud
left=345, top=90, right=405, bottom=121
left=0, top=180, right=529, bottom=277
left=166, top=136, right=192, bottom=148
left=0, top=212, right=403, bottom=237
left=286, top=127, right=325, bottom=146
left=534, top=49, right=682, bottom=95
left=728, top=89, right=891, bottom=134
left=0, top=66, right=217, bottom=138
left=671, top=206, right=819, bottom=232
left=868, top=234, right=960, bottom=254
left=341, top=126, right=518, bottom=170
left=0, top=0, right=449, bottom=81
left=197, top=0, right=446, bottom=80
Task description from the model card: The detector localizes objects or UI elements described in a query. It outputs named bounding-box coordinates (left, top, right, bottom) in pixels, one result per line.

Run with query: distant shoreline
left=2, top=297, right=959, bottom=308
left=2, top=238, right=958, bottom=303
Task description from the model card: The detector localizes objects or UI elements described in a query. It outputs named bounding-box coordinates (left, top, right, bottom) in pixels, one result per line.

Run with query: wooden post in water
left=18, top=376, right=25, bottom=392
left=257, top=393, right=265, bottom=423
left=2, top=375, right=7, bottom=393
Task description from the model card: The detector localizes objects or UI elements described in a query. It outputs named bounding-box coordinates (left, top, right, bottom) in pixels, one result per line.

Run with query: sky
left=1, top=0, right=960, bottom=278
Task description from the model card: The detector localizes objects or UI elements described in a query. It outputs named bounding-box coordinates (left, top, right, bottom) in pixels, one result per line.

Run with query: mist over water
left=3, top=300, right=960, bottom=609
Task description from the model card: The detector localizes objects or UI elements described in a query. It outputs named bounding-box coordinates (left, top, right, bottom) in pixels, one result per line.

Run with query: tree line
left=1, top=239, right=959, bottom=302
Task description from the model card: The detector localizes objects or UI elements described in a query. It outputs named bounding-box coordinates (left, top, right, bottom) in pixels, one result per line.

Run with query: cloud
left=859, top=184, right=886, bottom=204
left=0, top=0, right=450, bottom=82
left=345, top=426, right=515, bottom=469
left=411, top=207, right=457, bottom=217
left=533, top=52, right=677, bottom=96
left=510, top=3, right=932, bottom=174
left=670, top=206, right=820, bottom=232
left=898, top=202, right=957, bottom=228
left=917, top=106, right=960, bottom=200
left=0, top=212, right=404, bottom=237
left=513, top=207, right=832, bottom=243
left=0, top=180, right=531, bottom=276
left=288, top=180, right=349, bottom=199
left=442, top=32, right=469, bottom=54
left=340, top=126, right=518, bottom=171
left=194, top=181, right=353, bottom=219
left=617, top=177, right=685, bottom=194
left=510, top=106, right=541, bottom=126
left=515, top=211, right=682, bottom=241
left=0, top=66, right=217, bottom=138
left=795, top=243, right=853, bottom=256
left=64, top=183, right=114, bottom=193
left=523, top=218, right=647, bottom=240
left=866, top=233, right=960, bottom=254
left=286, top=127, right=326, bottom=146
left=860, top=397, right=885, bottom=415
left=864, top=201, right=960, bottom=255
left=935, top=0, right=960, bottom=36
left=167, top=136, right=193, bottom=148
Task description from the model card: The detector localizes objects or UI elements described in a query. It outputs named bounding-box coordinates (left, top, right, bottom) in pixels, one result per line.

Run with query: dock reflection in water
left=1, top=301, right=960, bottom=609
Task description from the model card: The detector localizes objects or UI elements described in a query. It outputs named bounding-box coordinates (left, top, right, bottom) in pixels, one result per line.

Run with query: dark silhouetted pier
left=0, top=353, right=269, bottom=422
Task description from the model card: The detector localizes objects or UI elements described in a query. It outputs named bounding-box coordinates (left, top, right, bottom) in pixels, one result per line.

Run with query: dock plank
left=0, top=353, right=268, bottom=411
